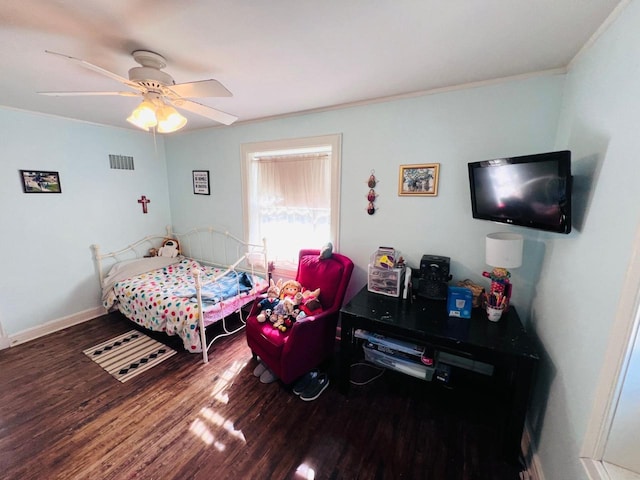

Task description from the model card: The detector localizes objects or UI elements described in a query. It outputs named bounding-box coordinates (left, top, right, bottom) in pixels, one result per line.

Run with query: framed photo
left=20, top=170, right=62, bottom=193
left=192, top=170, right=210, bottom=195
left=398, top=163, right=440, bottom=196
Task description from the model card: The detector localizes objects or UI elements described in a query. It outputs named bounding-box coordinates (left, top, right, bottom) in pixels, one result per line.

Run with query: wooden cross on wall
left=137, top=195, right=151, bottom=214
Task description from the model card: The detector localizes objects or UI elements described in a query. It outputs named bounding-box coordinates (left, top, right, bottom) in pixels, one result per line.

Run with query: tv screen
left=468, top=150, right=572, bottom=234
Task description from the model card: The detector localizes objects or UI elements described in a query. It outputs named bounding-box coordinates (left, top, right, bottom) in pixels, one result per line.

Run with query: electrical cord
left=349, top=362, right=385, bottom=385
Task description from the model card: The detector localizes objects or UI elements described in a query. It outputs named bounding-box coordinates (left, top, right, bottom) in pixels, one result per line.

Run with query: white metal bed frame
left=92, top=225, right=267, bottom=363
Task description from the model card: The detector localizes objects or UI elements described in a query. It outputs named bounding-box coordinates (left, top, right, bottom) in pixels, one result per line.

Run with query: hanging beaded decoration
left=367, top=170, right=377, bottom=215
left=368, top=172, right=377, bottom=188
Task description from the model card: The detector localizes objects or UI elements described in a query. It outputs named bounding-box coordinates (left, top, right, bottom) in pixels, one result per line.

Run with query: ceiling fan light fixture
left=44, top=50, right=237, bottom=130
left=127, top=100, right=158, bottom=131
left=156, top=105, right=187, bottom=133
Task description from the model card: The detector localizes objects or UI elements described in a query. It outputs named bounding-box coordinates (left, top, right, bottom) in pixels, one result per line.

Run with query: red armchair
left=245, top=249, right=354, bottom=385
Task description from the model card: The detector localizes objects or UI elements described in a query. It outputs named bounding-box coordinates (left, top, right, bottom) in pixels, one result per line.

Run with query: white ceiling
left=0, top=0, right=624, bottom=133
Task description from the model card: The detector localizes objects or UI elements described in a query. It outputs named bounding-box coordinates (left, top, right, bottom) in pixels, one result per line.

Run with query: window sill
left=271, top=262, right=297, bottom=281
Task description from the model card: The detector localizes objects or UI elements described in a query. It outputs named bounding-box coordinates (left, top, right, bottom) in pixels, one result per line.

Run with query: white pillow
left=101, top=256, right=182, bottom=301
left=105, top=256, right=180, bottom=278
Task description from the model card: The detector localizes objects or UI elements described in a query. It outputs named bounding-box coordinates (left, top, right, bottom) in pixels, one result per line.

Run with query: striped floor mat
left=83, top=330, right=177, bottom=382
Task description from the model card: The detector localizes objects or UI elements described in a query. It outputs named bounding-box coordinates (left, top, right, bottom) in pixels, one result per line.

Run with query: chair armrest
left=282, top=308, right=339, bottom=357
left=295, top=308, right=334, bottom=325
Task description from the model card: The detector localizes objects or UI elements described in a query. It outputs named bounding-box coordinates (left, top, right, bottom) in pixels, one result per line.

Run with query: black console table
left=338, top=286, right=540, bottom=462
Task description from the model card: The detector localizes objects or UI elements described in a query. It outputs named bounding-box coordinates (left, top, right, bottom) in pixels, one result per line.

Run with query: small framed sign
left=20, top=170, right=62, bottom=193
left=192, top=170, right=210, bottom=195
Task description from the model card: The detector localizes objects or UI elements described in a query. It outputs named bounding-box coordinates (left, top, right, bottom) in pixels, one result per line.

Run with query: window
left=241, top=134, right=342, bottom=273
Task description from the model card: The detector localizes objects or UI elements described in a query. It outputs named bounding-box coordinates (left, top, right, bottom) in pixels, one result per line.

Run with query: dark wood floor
left=0, top=313, right=523, bottom=480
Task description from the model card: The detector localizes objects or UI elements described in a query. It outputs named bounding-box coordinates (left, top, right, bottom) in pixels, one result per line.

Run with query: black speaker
left=420, top=255, right=450, bottom=279
left=413, top=255, right=452, bottom=300
left=413, top=278, right=449, bottom=300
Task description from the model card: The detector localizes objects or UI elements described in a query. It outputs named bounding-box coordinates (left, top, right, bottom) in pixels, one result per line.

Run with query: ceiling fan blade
left=173, top=99, right=237, bottom=125
left=167, top=79, right=232, bottom=98
left=45, top=50, right=143, bottom=92
left=38, top=91, right=139, bottom=97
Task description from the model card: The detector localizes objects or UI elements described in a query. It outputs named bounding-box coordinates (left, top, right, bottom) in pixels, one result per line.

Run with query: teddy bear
left=257, top=279, right=282, bottom=323
left=158, top=239, right=180, bottom=258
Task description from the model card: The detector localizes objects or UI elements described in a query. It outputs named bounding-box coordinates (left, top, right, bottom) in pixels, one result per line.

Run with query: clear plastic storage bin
left=367, top=264, right=405, bottom=297
left=368, top=247, right=405, bottom=297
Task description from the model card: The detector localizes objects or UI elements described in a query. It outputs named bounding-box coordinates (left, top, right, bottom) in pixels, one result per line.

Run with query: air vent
left=109, top=154, right=135, bottom=170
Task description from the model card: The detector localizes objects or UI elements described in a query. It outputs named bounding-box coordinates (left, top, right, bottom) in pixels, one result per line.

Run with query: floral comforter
left=104, top=257, right=268, bottom=352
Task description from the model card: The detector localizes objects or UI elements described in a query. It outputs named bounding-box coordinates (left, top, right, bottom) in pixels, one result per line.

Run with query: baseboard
left=0, top=336, right=11, bottom=350
left=8, top=306, right=106, bottom=347
left=520, top=422, right=545, bottom=480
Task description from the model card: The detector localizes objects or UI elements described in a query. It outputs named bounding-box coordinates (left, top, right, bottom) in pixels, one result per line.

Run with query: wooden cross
left=137, top=195, right=151, bottom=214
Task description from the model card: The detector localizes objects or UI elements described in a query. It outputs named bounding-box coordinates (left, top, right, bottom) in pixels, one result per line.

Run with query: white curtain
left=250, top=152, right=331, bottom=263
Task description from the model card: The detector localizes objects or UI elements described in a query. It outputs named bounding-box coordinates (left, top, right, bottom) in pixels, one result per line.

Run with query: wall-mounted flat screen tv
left=468, top=150, right=572, bottom=234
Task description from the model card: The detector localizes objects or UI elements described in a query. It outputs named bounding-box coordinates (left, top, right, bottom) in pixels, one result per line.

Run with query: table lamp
left=483, top=232, right=523, bottom=310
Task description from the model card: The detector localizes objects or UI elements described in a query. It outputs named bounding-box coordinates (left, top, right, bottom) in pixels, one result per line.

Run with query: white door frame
left=581, top=223, right=640, bottom=479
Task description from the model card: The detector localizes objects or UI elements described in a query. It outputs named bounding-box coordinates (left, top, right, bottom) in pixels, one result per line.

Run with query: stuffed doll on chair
left=279, top=279, right=302, bottom=301
left=272, top=292, right=303, bottom=332
left=257, top=279, right=282, bottom=323
left=299, top=288, right=322, bottom=318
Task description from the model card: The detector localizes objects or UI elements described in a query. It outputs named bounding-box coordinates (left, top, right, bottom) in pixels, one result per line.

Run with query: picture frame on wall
left=20, top=170, right=62, bottom=193
left=192, top=170, right=210, bottom=195
left=398, top=163, right=440, bottom=196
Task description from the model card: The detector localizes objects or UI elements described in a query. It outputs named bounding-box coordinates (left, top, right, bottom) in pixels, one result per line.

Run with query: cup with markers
left=486, top=291, right=506, bottom=322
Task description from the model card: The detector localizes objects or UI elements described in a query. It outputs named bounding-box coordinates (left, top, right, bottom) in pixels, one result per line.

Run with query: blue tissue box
left=447, top=287, right=472, bottom=319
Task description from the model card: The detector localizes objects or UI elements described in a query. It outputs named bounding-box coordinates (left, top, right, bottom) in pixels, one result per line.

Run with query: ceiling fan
left=39, top=50, right=237, bottom=132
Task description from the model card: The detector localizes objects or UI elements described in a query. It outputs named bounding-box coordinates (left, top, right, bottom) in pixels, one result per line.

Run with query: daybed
left=93, top=226, right=268, bottom=363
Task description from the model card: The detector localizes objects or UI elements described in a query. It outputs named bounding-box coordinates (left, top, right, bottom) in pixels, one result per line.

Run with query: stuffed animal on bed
left=257, top=279, right=282, bottom=323
left=158, top=239, right=180, bottom=258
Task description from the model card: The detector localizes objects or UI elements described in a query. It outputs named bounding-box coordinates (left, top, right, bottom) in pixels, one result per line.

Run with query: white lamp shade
left=127, top=100, right=157, bottom=131
left=486, top=232, right=523, bottom=269
left=156, top=105, right=187, bottom=133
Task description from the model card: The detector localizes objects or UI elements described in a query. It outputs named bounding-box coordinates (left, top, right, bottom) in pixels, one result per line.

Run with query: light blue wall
left=3, top=4, right=638, bottom=475
left=165, top=75, right=565, bottom=307
left=529, top=0, right=640, bottom=478
left=0, top=108, right=172, bottom=336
